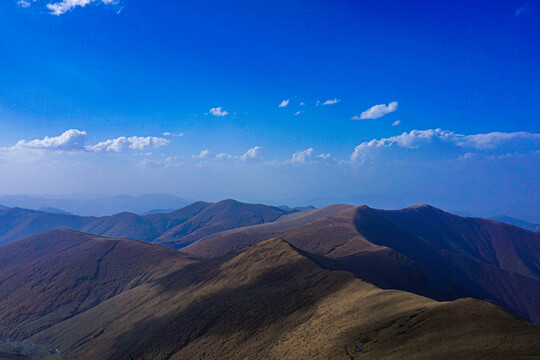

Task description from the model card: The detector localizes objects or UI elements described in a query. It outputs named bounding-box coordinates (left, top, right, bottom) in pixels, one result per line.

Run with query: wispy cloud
left=322, top=98, right=340, bottom=105
left=392, top=120, right=401, bottom=126
left=216, top=152, right=232, bottom=160
left=353, top=101, right=398, bottom=120
left=140, top=156, right=183, bottom=168
left=162, top=132, right=184, bottom=137
left=17, top=0, right=33, bottom=8
left=317, top=153, right=331, bottom=159
left=294, top=111, right=303, bottom=116
left=208, top=107, right=229, bottom=116
left=45, top=0, right=118, bottom=15
left=278, top=99, right=290, bottom=108
left=286, top=148, right=330, bottom=164
left=516, top=3, right=530, bottom=16
left=192, top=149, right=210, bottom=159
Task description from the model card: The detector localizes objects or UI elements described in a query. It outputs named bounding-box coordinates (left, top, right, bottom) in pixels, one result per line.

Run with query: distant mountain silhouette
left=37, top=207, right=73, bottom=215
left=0, top=193, right=190, bottom=216
left=187, top=204, right=540, bottom=323
left=1, top=230, right=538, bottom=359
left=0, top=200, right=297, bottom=247
left=140, top=208, right=176, bottom=215
left=490, top=215, right=540, bottom=232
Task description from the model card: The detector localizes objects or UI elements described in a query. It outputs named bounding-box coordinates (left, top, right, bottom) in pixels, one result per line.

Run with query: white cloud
left=216, top=153, right=232, bottom=160
left=299, top=102, right=305, bottom=106
left=455, top=132, right=540, bottom=150
left=350, top=129, right=540, bottom=162
left=208, top=107, right=229, bottom=116
left=86, top=136, right=169, bottom=153
left=290, top=148, right=314, bottom=163
left=162, top=132, right=184, bottom=137
left=192, top=150, right=210, bottom=159
left=240, top=146, right=263, bottom=160
left=392, top=120, right=401, bottom=126
left=278, top=99, right=290, bottom=108
left=317, top=153, right=331, bottom=159
left=294, top=111, right=303, bottom=116
left=353, top=101, right=398, bottom=120
left=17, top=0, right=32, bottom=8
left=12, top=129, right=88, bottom=151
left=46, top=0, right=117, bottom=15
left=323, top=98, right=340, bottom=105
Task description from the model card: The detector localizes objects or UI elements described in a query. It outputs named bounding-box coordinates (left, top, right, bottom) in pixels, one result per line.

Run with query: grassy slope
left=186, top=205, right=540, bottom=323
left=30, top=238, right=540, bottom=360
left=0, top=229, right=195, bottom=339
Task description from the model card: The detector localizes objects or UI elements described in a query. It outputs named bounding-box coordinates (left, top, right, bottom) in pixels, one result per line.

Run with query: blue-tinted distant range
left=0, top=1, right=538, bottom=221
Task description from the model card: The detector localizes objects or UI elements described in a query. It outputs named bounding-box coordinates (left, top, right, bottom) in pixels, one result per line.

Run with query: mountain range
left=489, top=215, right=540, bottom=233
left=0, top=199, right=310, bottom=247
left=0, top=194, right=191, bottom=217
left=186, top=204, right=540, bottom=324
left=0, top=200, right=539, bottom=358
left=0, top=230, right=539, bottom=359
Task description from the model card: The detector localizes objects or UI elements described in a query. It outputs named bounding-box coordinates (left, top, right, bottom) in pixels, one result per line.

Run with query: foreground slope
left=26, top=238, right=540, bottom=360
left=0, top=230, right=195, bottom=339
left=187, top=205, right=540, bottom=323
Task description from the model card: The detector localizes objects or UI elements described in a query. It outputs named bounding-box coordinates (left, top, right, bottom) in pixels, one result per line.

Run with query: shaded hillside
left=0, top=208, right=95, bottom=245
left=196, top=204, right=353, bottom=241
left=378, top=205, right=540, bottom=281
left=353, top=205, right=540, bottom=323
left=490, top=215, right=540, bottom=233
left=19, top=238, right=540, bottom=360
left=0, top=230, right=195, bottom=339
left=186, top=207, right=469, bottom=302
left=186, top=205, right=540, bottom=323
left=152, top=199, right=290, bottom=248
left=0, top=200, right=293, bottom=246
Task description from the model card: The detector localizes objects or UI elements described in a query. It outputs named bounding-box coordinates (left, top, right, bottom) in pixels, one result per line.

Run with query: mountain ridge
left=0, top=232, right=536, bottom=359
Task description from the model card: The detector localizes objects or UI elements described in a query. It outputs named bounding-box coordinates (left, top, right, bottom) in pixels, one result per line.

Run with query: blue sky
left=0, top=0, right=539, bottom=220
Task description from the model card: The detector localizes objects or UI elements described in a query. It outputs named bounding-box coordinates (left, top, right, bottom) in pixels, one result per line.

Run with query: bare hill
left=152, top=199, right=290, bottom=248
left=10, top=237, right=537, bottom=360
left=186, top=205, right=540, bottom=323
left=0, top=229, right=194, bottom=339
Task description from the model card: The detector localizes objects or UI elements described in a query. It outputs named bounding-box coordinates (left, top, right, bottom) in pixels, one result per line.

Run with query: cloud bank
left=351, top=129, right=540, bottom=162
left=4, top=129, right=169, bottom=155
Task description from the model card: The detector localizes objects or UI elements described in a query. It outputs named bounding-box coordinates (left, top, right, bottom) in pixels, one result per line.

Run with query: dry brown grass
left=28, top=238, right=540, bottom=360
